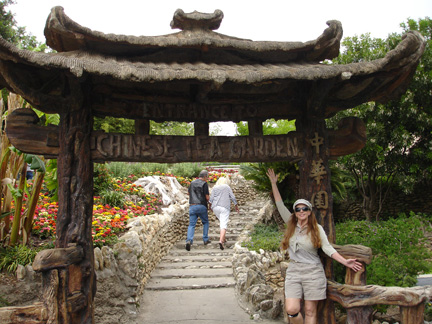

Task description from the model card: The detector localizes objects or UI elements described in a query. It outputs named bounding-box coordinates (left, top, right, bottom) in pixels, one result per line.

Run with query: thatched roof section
left=44, top=7, right=342, bottom=63
left=0, top=7, right=426, bottom=120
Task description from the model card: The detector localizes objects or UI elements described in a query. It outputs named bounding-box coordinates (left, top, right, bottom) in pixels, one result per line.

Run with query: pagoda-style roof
left=0, top=7, right=426, bottom=122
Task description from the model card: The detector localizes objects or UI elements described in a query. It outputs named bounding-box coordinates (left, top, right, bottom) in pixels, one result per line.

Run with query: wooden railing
left=2, top=244, right=432, bottom=324
left=0, top=244, right=83, bottom=324
left=328, top=244, right=432, bottom=324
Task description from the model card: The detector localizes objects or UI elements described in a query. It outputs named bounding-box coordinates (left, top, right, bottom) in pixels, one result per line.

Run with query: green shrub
left=170, top=163, right=203, bottom=178
left=106, top=162, right=170, bottom=179
left=0, top=245, right=39, bottom=273
left=93, top=163, right=113, bottom=195
left=99, top=189, right=126, bottom=208
left=335, top=212, right=432, bottom=287
left=242, top=224, right=284, bottom=252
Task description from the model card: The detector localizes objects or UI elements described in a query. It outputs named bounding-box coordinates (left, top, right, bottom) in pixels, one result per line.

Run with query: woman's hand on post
left=345, top=259, right=363, bottom=272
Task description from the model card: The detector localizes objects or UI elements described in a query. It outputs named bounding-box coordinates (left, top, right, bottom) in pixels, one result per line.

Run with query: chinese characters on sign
left=309, top=132, right=329, bottom=210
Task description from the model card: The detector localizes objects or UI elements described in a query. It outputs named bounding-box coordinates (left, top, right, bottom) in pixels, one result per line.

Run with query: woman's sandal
left=218, top=242, right=224, bottom=250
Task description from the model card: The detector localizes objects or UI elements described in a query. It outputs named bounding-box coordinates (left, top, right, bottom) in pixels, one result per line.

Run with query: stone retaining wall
left=5, top=175, right=427, bottom=323
left=232, top=199, right=288, bottom=321
left=93, top=201, right=190, bottom=323
left=1, top=174, right=261, bottom=324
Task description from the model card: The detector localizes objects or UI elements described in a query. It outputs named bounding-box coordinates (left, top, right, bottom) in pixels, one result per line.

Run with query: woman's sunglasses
left=295, top=207, right=310, bottom=212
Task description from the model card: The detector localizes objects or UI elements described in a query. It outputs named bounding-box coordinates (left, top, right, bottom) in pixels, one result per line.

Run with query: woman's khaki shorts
left=284, top=261, right=327, bottom=300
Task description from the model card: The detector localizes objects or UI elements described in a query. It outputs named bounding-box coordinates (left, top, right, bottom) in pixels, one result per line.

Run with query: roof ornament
left=170, top=9, right=224, bottom=31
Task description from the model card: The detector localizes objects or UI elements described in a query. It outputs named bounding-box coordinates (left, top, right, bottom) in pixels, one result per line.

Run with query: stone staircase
left=137, top=197, right=274, bottom=324
left=144, top=224, right=247, bottom=292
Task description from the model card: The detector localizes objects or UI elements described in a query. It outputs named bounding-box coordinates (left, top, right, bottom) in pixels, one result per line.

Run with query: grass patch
left=242, top=223, right=284, bottom=252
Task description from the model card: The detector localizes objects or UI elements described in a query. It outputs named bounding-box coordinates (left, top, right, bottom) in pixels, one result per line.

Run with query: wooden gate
left=0, top=7, right=425, bottom=324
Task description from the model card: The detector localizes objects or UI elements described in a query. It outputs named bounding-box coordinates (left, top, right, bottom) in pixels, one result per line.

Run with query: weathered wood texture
left=32, top=244, right=84, bottom=271
left=328, top=281, right=432, bottom=308
left=33, top=78, right=95, bottom=324
left=0, top=303, right=48, bottom=324
left=6, top=109, right=366, bottom=163
left=332, top=244, right=374, bottom=323
left=328, top=282, right=431, bottom=324
left=296, top=106, right=336, bottom=323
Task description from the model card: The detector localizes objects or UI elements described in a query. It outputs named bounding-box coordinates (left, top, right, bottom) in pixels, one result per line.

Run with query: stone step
left=144, top=276, right=235, bottom=290
left=156, top=260, right=232, bottom=270
left=150, top=267, right=233, bottom=278
left=168, top=247, right=233, bottom=257
left=161, top=254, right=232, bottom=263
left=173, top=241, right=238, bottom=250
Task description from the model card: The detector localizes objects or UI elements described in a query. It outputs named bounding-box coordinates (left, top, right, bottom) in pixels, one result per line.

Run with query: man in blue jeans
left=186, top=170, right=211, bottom=251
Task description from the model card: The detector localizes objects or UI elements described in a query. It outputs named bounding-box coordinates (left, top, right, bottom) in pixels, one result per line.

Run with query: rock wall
left=93, top=201, right=190, bottom=323
left=231, top=200, right=288, bottom=321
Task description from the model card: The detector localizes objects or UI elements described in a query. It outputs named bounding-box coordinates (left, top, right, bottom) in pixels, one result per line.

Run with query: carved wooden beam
left=327, top=117, right=366, bottom=159
left=6, top=109, right=366, bottom=162
left=91, top=100, right=303, bottom=122
left=0, top=302, right=48, bottom=324
left=32, top=244, right=84, bottom=272
left=332, top=244, right=372, bottom=265
left=327, top=280, right=432, bottom=308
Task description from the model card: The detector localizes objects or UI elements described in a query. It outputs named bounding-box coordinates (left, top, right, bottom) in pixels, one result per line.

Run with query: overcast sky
left=8, top=0, right=431, bottom=135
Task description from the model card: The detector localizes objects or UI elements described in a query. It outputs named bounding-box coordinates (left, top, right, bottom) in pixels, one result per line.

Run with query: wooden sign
left=6, top=109, right=365, bottom=163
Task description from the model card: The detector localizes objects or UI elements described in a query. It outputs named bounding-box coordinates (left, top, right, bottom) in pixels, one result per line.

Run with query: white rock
left=134, top=176, right=186, bottom=205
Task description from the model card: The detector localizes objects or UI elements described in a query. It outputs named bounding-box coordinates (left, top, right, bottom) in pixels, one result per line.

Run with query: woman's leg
left=303, top=300, right=318, bottom=324
left=219, top=228, right=226, bottom=244
left=285, top=298, right=303, bottom=324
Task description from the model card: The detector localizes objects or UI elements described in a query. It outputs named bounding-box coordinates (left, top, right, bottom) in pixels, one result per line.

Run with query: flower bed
left=7, top=167, right=239, bottom=253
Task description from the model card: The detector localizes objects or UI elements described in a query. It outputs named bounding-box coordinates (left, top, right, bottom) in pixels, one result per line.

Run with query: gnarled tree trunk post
left=297, top=96, right=336, bottom=324
left=54, top=78, right=95, bottom=323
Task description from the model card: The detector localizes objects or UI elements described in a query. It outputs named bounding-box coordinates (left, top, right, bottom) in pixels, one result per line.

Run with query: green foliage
left=43, top=159, right=58, bottom=201
left=105, top=162, right=170, bottom=179
left=236, top=119, right=295, bottom=136
left=93, top=163, right=114, bottom=196
left=93, top=234, right=118, bottom=249
left=33, top=108, right=60, bottom=126
left=98, top=189, right=126, bottom=208
left=150, top=121, right=194, bottom=135
left=240, top=162, right=297, bottom=204
left=329, top=17, right=432, bottom=220
left=93, top=116, right=135, bottom=134
left=334, top=212, right=432, bottom=287
left=170, top=163, right=203, bottom=178
left=242, top=224, right=284, bottom=252
left=0, top=244, right=38, bottom=273
left=0, top=0, right=43, bottom=50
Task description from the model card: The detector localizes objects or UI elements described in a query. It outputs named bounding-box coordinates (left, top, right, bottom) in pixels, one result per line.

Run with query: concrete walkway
left=137, top=197, right=281, bottom=324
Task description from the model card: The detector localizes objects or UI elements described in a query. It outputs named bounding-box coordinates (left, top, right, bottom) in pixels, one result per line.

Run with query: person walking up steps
left=185, top=170, right=211, bottom=251
left=209, top=176, right=239, bottom=250
left=266, top=168, right=362, bottom=324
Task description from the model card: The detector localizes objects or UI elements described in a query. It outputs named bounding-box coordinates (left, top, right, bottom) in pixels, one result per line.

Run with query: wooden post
left=335, top=244, right=374, bottom=324
left=53, top=79, right=95, bottom=323
left=297, top=111, right=336, bottom=323
left=400, top=304, right=425, bottom=324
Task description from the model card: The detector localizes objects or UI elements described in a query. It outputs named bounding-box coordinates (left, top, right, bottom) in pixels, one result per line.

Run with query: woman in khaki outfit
left=267, top=169, right=362, bottom=324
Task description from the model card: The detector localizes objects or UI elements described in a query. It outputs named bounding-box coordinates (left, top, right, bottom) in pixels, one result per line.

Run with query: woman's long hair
left=280, top=210, right=321, bottom=250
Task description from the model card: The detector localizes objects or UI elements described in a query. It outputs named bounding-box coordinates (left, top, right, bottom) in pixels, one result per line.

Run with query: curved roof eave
left=0, top=30, right=424, bottom=85
left=44, top=6, right=342, bottom=62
